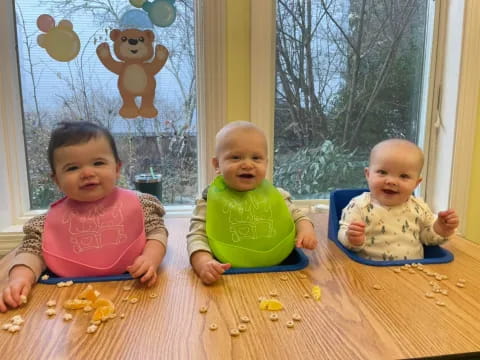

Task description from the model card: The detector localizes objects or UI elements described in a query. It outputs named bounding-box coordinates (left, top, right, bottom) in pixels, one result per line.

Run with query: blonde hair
left=214, top=121, right=267, bottom=156
left=370, top=139, right=424, bottom=173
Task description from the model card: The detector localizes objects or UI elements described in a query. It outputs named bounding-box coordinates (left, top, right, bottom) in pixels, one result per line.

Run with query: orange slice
left=93, top=298, right=114, bottom=309
left=259, top=298, right=283, bottom=311
left=78, top=285, right=99, bottom=302
left=63, top=299, right=92, bottom=310
left=92, top=305, right=115, bottom=322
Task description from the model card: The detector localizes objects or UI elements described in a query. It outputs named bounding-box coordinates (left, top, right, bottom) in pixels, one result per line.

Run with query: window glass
left=14, top=0, right=197, bottom=209
left=274, top=0, right=428, bottom=199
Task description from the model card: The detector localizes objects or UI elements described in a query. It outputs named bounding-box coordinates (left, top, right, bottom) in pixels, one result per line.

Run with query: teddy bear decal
left=96, top=29, right=169, bottom=118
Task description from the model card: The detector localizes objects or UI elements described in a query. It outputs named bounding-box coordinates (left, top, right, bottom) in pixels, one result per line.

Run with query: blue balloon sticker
left=119, top=9, right=154, bottom=30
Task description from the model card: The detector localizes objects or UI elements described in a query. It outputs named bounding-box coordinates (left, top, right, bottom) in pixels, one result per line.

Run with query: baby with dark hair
left=1, top=121, right=168, bottom=312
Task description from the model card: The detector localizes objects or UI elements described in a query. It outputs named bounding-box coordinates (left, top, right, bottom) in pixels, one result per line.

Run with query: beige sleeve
left=277, top=188, right=313, bottom=225
left=186, top=198, right=212, bottom=258
left=137, top=192, right=168, bottom=249
left=11, top=214, right=47, bottom=280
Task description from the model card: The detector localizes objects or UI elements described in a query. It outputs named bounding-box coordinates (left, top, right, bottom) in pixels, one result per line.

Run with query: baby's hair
left=47, top=121, right=121, bottom=174
left=370, top=138, right=424, bottom=172
left=215, top=121, right=266, bottom=156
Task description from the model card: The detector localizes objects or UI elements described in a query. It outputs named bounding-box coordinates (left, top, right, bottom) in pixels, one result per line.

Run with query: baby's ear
left=416, top=176, right=423, bottom=187
left=51, top=173, right=59, bottom=187
left=211, top=157, right=220, bottom=174
left=364, top=167, right=370, bottom=179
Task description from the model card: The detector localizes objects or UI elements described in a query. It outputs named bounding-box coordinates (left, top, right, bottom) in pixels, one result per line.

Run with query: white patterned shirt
left=338, top=192, right=449, bottom=261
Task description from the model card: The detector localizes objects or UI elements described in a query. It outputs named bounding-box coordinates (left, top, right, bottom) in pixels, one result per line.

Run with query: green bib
left=206, top=176, right=296, bottom=267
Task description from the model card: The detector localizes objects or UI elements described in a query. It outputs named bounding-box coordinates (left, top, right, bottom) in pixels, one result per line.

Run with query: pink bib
left=43, top=187, right=146, bottom=277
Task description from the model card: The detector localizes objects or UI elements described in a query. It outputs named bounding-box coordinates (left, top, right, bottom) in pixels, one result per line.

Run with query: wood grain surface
left=0, top=214, right=479, bottom=360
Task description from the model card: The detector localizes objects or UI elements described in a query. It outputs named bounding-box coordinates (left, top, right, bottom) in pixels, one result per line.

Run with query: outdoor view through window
left=273, top=0, right=429, bottom=199
left=13, top=0, right=197, bottom=209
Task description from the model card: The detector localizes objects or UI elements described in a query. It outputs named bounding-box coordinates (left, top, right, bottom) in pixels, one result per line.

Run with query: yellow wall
left=226, top=0, right=250, bottom=122
left=466, top=88, right=480, bottom=242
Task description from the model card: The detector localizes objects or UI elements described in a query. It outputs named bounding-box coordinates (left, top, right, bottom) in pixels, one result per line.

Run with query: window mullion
left=196, top=0, right=227, bottom=191
left=0, top=0, right=31, bottom=229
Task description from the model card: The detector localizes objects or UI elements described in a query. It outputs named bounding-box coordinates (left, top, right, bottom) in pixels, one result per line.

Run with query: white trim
left=417, top=0, right=441, bottom=199
left=449, top=0, right=479, bottom=235
left=250, top=0, right=276, bottom=180
left=195, top=0, right=227, bottom=191
left=425, top=0, right=468, bottom=234
left=0, top=0, right=31, bottom=230
left=0, top=233, right=21, bottom=256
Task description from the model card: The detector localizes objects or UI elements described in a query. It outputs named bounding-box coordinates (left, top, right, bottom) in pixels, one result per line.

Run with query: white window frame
left=0, top=0, right=227, bottom=246
left=250, top=0, right=475, bottom=233
left=0, top=0, right=476, bottom=252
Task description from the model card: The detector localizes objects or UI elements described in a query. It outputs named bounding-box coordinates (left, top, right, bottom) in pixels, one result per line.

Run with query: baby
left=339, top=139, right=459, bottom=261
left=187, top=121, right=318, bottom=284
left=0, top=121, right=168, bottom=312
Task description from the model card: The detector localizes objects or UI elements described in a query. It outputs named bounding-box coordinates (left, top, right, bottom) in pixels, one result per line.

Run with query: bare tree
left=16, top=5, right=44, bottom=127
left=276, top=0, right=425, bottom=150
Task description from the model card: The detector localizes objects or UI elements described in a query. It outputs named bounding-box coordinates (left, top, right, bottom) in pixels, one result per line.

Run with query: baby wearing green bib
left=187, top=121, right=318, bottom=285
left=206, top=176, right=296, bottom=267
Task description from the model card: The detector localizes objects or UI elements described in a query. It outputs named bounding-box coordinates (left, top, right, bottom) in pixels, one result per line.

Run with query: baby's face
left=52, top=136, right=121, bottom=202
left=365, top=144, right=422, bottom=207
left=213, top=128, right=268, bottom=191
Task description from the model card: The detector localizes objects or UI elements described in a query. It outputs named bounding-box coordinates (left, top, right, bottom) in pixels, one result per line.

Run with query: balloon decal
left=37, top=14, right=80, bottom=62
left=129, top=0, right=176, bottom=28
left=129, top=0, right=146, bottom=7
left=119, top=9, right=154, bottom=30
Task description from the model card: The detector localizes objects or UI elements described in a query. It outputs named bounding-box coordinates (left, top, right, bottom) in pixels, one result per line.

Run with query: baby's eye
left=376, top=169, right=387, bottom=175
left=139, top=37, right=144, bottom=42
left=230, top=155, right=240, bottom=160
left=121, top=36, right=127, bottom=42
left=400, top=174, right=410, bottom=179
left=66, top=166, right=78, bottom=172
left=253, top=156, right=263, bottom=161
left=94, top=161, right=106, bottom=166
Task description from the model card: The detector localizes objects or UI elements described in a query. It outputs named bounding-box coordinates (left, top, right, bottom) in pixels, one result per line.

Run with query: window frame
left=0, top=0, right=476, bottom=250
left=0, top=0, right=226, bottom=231
left=250, top=0, right=475, bottom=233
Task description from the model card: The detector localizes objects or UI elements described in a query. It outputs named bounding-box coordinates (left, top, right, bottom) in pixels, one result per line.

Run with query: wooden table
left=1, top=214, right=480, bottom=360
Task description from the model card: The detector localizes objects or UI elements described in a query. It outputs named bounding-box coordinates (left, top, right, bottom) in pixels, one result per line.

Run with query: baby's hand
left=198, top=260, right=231, bottom=285
left=0, top=266, right=34, bottom=313
left=347, top=221, right=366, bottom=246
left=295, top=221, right=318, bottom=250
left=127, top=255, right=159, bottom=287
left=435, top=209, right=459, bottom=237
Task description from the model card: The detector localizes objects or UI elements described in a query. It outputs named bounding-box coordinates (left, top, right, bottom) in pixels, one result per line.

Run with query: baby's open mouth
left=238, top=174, right=254, bottom=179
left=382, top=189, right=397, bottom=195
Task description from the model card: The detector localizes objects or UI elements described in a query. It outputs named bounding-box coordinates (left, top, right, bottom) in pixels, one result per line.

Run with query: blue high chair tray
left=223, top=247, right=309, bottom=275
left=328, top=188, right=454, bottom=266
left=38, top=270, right=133, bottom=284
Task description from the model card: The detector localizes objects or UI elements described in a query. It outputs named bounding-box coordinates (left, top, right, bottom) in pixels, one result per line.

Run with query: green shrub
left=273, top=140, right=367, bottom=199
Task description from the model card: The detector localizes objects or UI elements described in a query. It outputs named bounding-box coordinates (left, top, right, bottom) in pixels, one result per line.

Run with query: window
left=0, top=0, right=475, bottom=238
left=273, top=0, right=431, bottom=199
left=1, top=0, right=228, bottom=234
left=14, top=0, right=197, bottom=209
